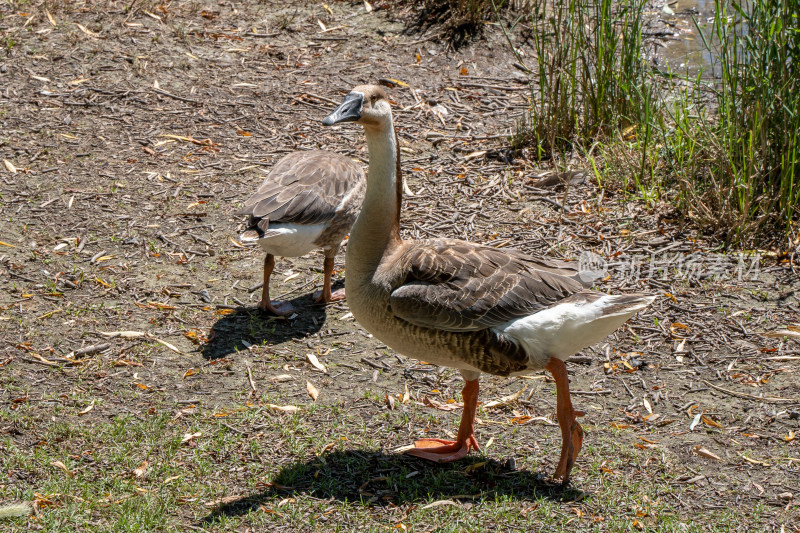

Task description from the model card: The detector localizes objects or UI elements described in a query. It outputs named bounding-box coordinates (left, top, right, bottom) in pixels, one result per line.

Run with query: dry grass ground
left=1, top=1, right=798, bottom=531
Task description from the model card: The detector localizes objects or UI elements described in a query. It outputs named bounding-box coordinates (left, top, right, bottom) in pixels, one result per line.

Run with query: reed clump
left=514, top=0, right=799, bottom=246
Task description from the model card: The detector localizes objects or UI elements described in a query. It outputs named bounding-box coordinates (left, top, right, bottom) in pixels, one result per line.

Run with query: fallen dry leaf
left=270, top=374, right=293, bottom=382
left=423, top=396, right=462, bottom=411
left=147, top=334, right=185, bottom=355
left=51, top=460, right=74, bottom=477
left=181, top=432, right=202, bottom=445
left=28, top=352, right=58, bottom=366
left=643, top=396, right=652, bottom=414
left=693, top=445, right=721, bottom=461
left=762, top=329, right=800, bottom=342
left=421, top=499, right=457, bottom=509
left=4, top=159, right=17, bottom=173
left=268, top=404, right=300, bottom=413
left=133, top=460, right=148, bottom=478
left=670, top=322, right=691, bottom=337
left=75, top=23, right=99, bottom=37
left=306, top=380, right=319, bottom=402
left=464, top=461, right=486, bottom=474
left=78, top=403, right=94, bottom=416
left=306, top=353, right=327, bottom=373
left=689, top=412, right=702, bottom=431
left=740, top=454, right=770, bottom=467
left=483, top=387, right=525, bottom=409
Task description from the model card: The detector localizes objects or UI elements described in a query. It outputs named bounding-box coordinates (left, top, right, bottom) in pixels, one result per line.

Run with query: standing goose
left=322, top=85, right=655, bottom=484
left=237, top=150, right=365, bottom=316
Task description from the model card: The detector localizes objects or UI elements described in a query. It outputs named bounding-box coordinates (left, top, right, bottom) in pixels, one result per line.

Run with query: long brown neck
left=346, top=115, right=402, bottom=277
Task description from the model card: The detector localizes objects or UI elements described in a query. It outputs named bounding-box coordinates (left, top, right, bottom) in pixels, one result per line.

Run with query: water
left=653, top=0, right=719, bottom=78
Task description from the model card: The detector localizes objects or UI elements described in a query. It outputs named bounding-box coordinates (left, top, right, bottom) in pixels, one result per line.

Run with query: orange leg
left=406, top=379, right=480, bottom=462
left=314, top=256, right=346, bottom=304
left=258, top=254, right=294, bottom=316
left=546, top=357, right=585, bottom=485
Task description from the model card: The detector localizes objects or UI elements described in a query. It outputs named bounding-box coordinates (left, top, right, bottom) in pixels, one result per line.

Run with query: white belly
left=256, top=223, right=327, bottom=257
left=493, top=295, right=647, bottom=372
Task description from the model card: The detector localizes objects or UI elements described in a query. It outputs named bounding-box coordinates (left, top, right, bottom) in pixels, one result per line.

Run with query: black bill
left=322, top=92, right=363, bottom=126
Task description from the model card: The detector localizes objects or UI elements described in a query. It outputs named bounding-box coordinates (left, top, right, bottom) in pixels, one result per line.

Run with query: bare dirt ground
left=1, top=1, right=799, bottom=531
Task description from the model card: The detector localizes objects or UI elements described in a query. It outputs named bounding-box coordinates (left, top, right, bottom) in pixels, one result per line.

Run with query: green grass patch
left=0, top=395, right=785, bottom=531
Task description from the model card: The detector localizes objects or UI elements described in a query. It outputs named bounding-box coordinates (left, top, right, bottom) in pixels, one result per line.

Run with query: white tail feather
left=495, top=293, right=655, bottom=369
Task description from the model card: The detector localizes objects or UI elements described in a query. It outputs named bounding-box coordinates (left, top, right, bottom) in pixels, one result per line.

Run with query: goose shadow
left=199, top=450, right=585, bottom=524
left=200, top=282, right=342, bottom=360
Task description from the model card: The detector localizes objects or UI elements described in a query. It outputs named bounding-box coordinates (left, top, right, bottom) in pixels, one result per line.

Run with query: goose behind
left=237, top=150, right=365, bottom=315
left=322, top=85, right=655, bottom=485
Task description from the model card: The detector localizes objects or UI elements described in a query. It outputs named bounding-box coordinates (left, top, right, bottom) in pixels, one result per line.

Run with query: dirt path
left=1, top=1, right=798, bottom=530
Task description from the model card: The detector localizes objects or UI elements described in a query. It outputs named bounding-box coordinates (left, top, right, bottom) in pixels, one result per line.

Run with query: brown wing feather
left=388, top=239, right=589, bottom=331
left=237, top=150, right=364, bottom=233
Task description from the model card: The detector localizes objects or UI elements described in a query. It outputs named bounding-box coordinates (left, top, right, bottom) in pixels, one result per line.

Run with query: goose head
left=322, top=85, right=391, bottom=130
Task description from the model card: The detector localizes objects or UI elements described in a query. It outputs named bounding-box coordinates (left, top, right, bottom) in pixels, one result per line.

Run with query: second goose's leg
left=314, top=255, right=346, bottom=304
left=259, top=254, right=295, bottom=316
left=406, top=378, right=480, bottom=462
left=547, top=357, right=584, bottom=485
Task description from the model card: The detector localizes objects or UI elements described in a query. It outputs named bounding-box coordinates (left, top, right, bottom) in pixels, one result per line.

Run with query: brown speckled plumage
left=387, top=239, right=588, bottom=332
left=347, top=239, right=588, bottom=377
left=237, top=150, right=365, bottom=253
left=236, top=149, right=366, bottom=315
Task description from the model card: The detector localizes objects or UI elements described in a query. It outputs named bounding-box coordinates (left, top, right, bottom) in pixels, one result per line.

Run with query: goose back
left=238, top=150, right=365, bottom=250
left=380, top=239, right=589, bottom=332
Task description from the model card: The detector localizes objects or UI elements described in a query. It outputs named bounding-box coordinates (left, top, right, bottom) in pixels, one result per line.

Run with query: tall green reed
left=707, top=0, right=799, bottom=240
left=512, top=0, right=654, bottom=160
left=513, top=0, right=799, bottom=244
left=658, top=0, right=800, bottom=243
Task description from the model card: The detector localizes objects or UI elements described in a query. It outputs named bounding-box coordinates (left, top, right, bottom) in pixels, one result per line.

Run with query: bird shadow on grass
left=198, top=450, right=585, bottom=525
left=200, top=283, right=342, bottom=360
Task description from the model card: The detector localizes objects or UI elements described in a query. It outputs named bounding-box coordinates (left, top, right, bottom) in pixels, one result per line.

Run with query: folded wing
left=388, top=239, right=590, bottom=332
left=237, top=150, right=364, bottom=235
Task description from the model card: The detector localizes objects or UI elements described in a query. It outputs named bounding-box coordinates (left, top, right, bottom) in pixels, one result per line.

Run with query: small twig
left=220, top=422, right=247, bottom=435
left=360, top=357, right=390, bottom=370
left=73, top=343, right=111, bottom=357
left=619, top=377, right=635, bottom=399
left=243, top=32, right=281, bottom=38
left=702, top=380, right=797, bottom=404
left=248, top=282, right=263, bottom=293
left=246, top=362, right=257, bottom=393
left=153, top=88, right=201, bottom=105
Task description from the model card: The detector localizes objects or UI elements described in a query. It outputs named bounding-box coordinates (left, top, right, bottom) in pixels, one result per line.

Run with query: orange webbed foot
left=405, top=435, right=479, bottom=463
left=313, top=287, right=346, bottom=304
left=258, top=300, right=295, bottom=316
